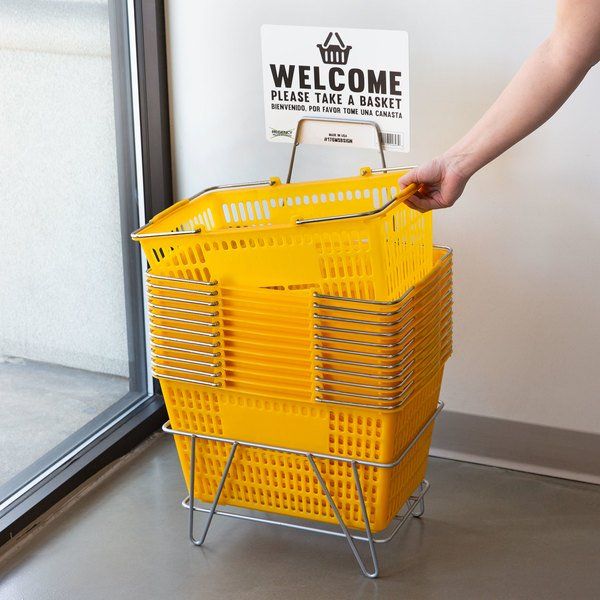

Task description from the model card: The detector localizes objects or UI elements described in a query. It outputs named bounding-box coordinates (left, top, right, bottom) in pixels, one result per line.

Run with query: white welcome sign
left=261, top=25, right=410, bottom=152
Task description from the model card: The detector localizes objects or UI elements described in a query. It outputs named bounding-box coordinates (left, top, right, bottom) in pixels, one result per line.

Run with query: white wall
left=165, top=0, right=600, bottom=435
left=0, top=0, right=129, bottom=376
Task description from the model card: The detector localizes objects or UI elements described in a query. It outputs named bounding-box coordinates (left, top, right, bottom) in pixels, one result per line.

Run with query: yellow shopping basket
left=141, top=247, right=452, bottom=532
left=132, top=166, right=432, bottom=301
left=147, top=248, right=451, bottom=408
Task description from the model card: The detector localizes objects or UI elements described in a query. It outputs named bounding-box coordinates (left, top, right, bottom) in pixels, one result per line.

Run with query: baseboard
left=430, top=409, right=600, bottom=485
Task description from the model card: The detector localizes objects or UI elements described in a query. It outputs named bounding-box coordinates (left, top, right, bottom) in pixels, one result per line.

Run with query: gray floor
left=0, top=355, right=129, bottom=484
left=1, top=436, right=599, bottom=600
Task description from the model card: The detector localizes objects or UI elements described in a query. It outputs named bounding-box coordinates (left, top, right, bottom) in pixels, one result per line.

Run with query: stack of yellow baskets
left=133, top=166, right=452, bottom=532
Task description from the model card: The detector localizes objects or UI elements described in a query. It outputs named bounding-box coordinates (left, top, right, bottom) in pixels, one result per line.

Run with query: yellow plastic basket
left=147, top=249, right=452, bottom=532
left=148, top=248, right=452, bottom=407
left=164, top=366, right=443, bottom=532
left=132, top=167, right=432, bottom=300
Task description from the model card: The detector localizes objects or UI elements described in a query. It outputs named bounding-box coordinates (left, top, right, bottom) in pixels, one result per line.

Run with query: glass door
left=0, top=0, right=170, bottom=543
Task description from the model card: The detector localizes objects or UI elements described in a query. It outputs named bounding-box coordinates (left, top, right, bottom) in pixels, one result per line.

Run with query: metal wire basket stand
left=162, top=400, right=443, bottom=578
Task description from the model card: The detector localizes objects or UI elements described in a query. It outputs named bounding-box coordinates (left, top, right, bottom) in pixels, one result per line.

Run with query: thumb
left=398, top=168, right=420, bottom=189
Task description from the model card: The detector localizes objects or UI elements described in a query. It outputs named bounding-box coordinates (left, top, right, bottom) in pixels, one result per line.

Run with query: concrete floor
left=1, top=436, right=599, bottom=599
left=1, top=356, right=129, bottom=485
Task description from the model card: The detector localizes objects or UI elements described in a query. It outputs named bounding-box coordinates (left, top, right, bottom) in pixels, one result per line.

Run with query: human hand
left=398, top=155, right=470, bottom=212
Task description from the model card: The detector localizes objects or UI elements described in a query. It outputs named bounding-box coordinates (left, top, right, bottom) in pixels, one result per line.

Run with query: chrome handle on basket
left=131, top=179, right=276, bottom=240
left=132, top=116, right=421, bottom=239
left=286, top=117, right=388, bottom=183
left=285, top=116, right=418, bottom=225
left=295, top=182, right=419, bottom=225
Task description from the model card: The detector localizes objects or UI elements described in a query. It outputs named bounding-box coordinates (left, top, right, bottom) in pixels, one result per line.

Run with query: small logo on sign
left=317, top=32, right=352, bottom=65
left=270, top=127, right=293, bottom=139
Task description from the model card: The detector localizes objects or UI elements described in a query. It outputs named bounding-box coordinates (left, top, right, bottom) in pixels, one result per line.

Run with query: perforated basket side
left=161, top=373, right=441, bottom=532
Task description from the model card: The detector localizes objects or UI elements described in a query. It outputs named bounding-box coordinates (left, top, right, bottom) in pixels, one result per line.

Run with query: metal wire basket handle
left=131, top=117, right=418, bottom=239
left=286, top=116, right=388, bottom=183
left=286, top=117, right=417, bottom=224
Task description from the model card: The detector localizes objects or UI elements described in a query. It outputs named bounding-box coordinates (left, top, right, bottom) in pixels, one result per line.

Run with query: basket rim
left=131, top=167, right=415, bottom=240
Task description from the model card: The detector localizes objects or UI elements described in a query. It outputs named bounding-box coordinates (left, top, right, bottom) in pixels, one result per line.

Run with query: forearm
left=399, top=0, right=600, bottom=211
left=446, top=34, right=597, bottom=178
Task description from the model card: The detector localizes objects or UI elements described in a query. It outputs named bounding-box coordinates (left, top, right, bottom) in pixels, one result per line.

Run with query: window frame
left=0, top=0, right=172, bottom=546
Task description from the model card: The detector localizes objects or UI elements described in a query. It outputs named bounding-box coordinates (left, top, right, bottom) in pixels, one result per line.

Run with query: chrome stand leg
left=188, top=436, right=238, bottom=546
left=351, top=461, right=378, bottom=576
left=307, top=455, right=379, bottom=578
left=411, top=481, right=426, bottom=518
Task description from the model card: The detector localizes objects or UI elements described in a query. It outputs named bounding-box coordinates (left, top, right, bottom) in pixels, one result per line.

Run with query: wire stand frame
left=162, top=401, right=443, bottom=578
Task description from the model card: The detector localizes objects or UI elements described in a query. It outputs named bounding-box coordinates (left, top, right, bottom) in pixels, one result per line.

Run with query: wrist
left=441, top=148, right=479, bottom=181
